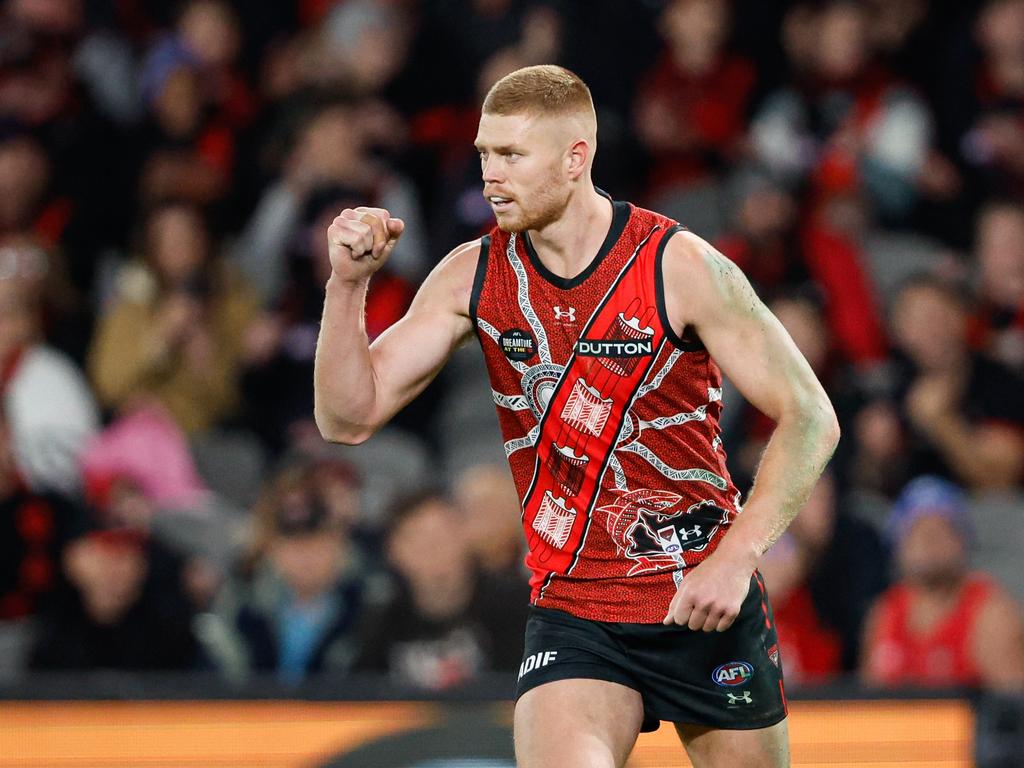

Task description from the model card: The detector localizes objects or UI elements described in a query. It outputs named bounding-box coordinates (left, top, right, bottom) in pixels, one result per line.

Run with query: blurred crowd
left=1, top=0, right=1024, bottom=693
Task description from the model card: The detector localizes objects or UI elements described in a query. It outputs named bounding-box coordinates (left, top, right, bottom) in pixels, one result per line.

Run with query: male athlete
left=314, top=65, right=839, bottom=768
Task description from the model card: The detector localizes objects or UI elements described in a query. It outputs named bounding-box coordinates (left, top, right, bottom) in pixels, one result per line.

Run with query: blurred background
left=0, top=0, right=1023, bottom=765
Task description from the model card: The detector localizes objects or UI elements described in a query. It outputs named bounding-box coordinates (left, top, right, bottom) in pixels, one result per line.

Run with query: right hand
left=327, top=206, right=405, bottom=284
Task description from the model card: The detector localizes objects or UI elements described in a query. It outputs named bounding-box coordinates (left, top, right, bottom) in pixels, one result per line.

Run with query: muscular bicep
left=665, top=232, right=830, bottom=422
left=364, top=243, right=478, bottom=425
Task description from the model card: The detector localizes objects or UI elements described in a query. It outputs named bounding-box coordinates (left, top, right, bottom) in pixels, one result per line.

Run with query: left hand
left=662, top=551, right=755, bottom=632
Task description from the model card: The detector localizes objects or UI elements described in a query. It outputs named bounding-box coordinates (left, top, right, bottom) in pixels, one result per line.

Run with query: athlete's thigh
left=514, top=678, right=644, bottom=768
left=675, top=718, right=790, bottom=768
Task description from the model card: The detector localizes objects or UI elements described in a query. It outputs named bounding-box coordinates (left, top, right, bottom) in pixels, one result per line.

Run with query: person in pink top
left=862, top=476, right=1024, bottom=690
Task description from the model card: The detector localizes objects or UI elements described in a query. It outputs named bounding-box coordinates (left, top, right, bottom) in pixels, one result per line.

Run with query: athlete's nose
left=481, top=155, right=505, bottom=185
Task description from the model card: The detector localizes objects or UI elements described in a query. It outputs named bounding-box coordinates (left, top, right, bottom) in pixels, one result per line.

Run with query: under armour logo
left=554, top=306, right=576, bottom=322
left=727, top=691, right=753, bottom=705
left=678, top=525, right=702, bottom=541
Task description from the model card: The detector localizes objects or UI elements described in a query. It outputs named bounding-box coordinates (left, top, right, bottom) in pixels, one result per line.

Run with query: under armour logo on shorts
left=726, top=691, right=753, bottom=705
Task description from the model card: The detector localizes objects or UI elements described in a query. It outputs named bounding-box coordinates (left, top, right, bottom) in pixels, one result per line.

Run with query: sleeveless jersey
left=865, top=573, right=994, bottom=687
left=471, top=197, right=742, bottom=623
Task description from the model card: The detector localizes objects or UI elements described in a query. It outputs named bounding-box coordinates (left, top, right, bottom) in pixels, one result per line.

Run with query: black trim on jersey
left=523, top=194, right=631, bottom=290
left=655, top=225, right=706, bottom=352
left=469, top=235, right=491, bottom=324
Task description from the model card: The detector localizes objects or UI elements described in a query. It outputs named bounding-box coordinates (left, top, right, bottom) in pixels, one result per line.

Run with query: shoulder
left=436, top=237, right=485, bottom=275
left=660, top=229, right=758, bottom=316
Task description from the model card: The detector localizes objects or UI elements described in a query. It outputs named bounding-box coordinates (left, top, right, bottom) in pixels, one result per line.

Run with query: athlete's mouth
left=488, top=196, right=514, bottom=212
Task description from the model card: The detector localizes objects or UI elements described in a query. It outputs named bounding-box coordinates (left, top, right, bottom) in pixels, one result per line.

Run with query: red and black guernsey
left=470, top=195, right=743, bottom=623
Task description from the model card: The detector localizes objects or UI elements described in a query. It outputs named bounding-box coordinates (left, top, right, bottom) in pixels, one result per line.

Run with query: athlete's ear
left=566, top=138, right=590, bottom=180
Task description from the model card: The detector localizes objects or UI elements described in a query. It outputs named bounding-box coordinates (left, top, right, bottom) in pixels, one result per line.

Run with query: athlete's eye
left=507, top=152, right=521, bottom=162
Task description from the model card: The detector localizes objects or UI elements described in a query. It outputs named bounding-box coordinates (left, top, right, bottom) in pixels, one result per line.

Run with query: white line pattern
left=608, top=454, right=627, bottom=491
left=637, top=349, right=682, bottom=398
left=638, top=404, right=709, bottom=431
left=618, top=441, right=728, bottom=489
left=507, top=234, right=551, bottom=365
left=505, top=424, right=540, bottom=457
left=492, top=391, right=531, bottom=411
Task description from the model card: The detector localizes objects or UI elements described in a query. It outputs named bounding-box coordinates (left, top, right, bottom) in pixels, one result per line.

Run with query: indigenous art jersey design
left=471, top=196, right=743, bottom=623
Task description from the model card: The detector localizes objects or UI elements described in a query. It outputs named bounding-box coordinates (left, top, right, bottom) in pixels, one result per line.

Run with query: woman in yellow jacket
left=89, top=201, right=258, bottom=435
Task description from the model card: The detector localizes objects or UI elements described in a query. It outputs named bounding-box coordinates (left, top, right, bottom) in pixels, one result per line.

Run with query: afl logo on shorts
left=499, top=328, right=537, bottom=362
left=712, top=661, right=754, bottom=687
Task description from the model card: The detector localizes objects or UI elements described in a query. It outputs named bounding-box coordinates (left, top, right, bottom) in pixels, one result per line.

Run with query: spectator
left=862, top=476, right=1024, bottom=690
left=0, top=135, right=93, bottom=361
left=454, top=462, right=527, bottom=581
left=175, top=0, right=255, bottom=132
left=202, top=460, right=381, bottom=683
left=759, top=473, right=889, bottom=683
left=136, top=34, right=234, bottom=207
left=353, top=489, right=527, bottom=689
left=234, top=100, right=426, bottom=306
left=872, top=274, right=1024, bottom=491
left=633, top=0, right=756, bottom=199
left=0, top=252, right=98, bottom=495
left=750, top=0, right=934, bottom=223
left=961, top=0, right=1024, bottom=199
left=969, top=199, right=1024, bottom=371
left=717, top=168, right=888, bottom=368
left=88, top=201, right=258, bottom=435
left=29, top=524, right=199, bottom=671
left=0, top=411, right=82, bottom=621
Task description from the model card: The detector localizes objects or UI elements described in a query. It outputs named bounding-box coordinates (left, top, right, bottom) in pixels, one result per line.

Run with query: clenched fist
left=327, top=206, right=405, bottom=284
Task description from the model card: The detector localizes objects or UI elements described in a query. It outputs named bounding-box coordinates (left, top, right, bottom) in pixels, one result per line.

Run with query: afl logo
left=499, top=328, right=537, bottom=362
left=712, top=661, right=754, bottom=687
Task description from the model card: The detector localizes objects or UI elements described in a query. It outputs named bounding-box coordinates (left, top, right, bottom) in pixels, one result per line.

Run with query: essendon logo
left=712, top=661, right=754, bottom=687
left=576, top=339, right=654, bottom=357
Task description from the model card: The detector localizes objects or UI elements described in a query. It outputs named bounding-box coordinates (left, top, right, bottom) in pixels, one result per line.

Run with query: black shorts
left=514, top=572, right=787, bottom=733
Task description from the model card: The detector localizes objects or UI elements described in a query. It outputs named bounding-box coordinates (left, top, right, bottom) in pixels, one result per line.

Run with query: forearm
left=314, top=275, right=381, bottom=444
left=718, top=397, right=840, bottom=566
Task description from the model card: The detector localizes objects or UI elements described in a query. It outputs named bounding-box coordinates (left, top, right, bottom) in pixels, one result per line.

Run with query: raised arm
left=662, top=230, right=841, bottom=631
left=314, top=206, right=479, bottom=444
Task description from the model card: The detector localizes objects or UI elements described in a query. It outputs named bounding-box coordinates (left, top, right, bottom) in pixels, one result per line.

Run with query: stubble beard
left=495, top=177, right=570, bottom=234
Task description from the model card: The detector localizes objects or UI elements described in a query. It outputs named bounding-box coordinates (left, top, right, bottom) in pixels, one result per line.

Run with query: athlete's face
left=475, top=111, right=578, bottom=233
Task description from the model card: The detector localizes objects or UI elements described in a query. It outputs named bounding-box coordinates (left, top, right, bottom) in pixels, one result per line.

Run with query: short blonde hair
left=482, top=64, right=595, bottom=120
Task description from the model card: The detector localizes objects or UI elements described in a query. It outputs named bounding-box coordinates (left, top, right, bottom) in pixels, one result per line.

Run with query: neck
left=527, top=186, right=612, bottom=278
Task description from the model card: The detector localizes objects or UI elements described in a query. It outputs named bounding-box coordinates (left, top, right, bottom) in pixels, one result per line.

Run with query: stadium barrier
left=0, top=673, right=1014, bottom=767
